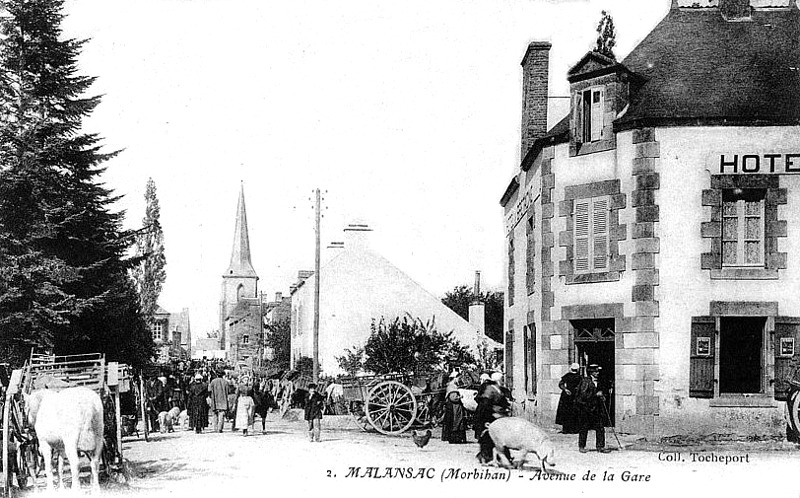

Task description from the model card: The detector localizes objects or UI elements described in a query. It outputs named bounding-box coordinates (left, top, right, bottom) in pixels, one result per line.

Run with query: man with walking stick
left=574, top=364, right=611, bottom=453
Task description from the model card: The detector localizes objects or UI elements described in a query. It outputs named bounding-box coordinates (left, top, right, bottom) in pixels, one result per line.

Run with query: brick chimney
left=720, top=0, right=751, bottom=19
left=520, top=41, right=551, bottom=160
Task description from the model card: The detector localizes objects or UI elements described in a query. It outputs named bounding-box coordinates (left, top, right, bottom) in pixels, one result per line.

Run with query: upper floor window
left=242, top=334, right=250, bottom=345
left=574, top=196, right=609, bottom=274
left=152, top=321, right=164, bottom=342
left=507, top=236, right=515, bottom=306
left=526, top=215, right=535, bottom=295
left=579, top=87, right=604, bottom=143
left=722, top=189, right=764, bottom=267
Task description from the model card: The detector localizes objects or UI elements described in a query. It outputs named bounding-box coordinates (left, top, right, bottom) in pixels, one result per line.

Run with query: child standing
left=235, top=387, right=255, bottom=436
left=304, top=383, right=324, bottom=442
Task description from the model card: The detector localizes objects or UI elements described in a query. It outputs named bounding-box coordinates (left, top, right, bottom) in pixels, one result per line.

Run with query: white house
left=291, top=223, right=500, bottom=376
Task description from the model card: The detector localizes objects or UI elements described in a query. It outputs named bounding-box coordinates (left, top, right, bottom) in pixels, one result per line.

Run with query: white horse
left=25, top=386, right=104, bottom=492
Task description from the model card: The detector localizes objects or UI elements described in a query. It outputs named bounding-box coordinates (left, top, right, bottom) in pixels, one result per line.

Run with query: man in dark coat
left=208, top=370, right=229, bottom=433
left=147, top=377, right=167, bottom=432
left=304, top=383, right=325, bottom=442
left=474, top=373, right=511, bottom=464
left=574, top=364, right=610, bottom=453
left=187, top=373, right=209, bottom=433
left=556, top=362, right=582, bottom=433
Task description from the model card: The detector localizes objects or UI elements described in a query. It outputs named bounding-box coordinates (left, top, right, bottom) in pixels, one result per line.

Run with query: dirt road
left=112, top=413, right=800, bottom=498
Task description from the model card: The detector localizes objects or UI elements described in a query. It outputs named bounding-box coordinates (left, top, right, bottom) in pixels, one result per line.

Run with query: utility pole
left=313, top=188, right=321, bottom=382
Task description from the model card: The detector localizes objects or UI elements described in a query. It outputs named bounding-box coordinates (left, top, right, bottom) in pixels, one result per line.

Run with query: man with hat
left=574, top=364, right=611, bottom=453
left=555, top=363, right=581, bottom=434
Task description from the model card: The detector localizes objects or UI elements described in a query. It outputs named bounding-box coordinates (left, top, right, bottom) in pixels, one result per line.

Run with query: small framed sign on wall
left=696, top=337, right=712, bottom=357
left=780, top=337, right=795, bottom=357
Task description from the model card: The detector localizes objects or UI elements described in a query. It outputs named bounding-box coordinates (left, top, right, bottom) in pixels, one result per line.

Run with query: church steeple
left=225, top=183, right=257, bottom=278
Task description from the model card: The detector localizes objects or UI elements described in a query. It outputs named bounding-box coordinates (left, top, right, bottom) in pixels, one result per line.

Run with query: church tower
left=220, top=183, right=259, bottom=356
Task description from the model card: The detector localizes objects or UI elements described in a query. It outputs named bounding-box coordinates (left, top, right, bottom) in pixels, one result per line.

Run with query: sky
left=60, top=0, right=669, bottom=338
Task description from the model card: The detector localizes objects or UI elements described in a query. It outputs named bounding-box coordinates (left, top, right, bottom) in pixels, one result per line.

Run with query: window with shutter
left=505, top=329, right=514, bottom=392
left=573, top=93, right=582, bottom=142
left=582, top=89, right=591, bottom=142
left=507, top=236, right=515, bottom=307
left=774, top=318, right=800, bottom=401
left=526, top=215, right=535, bottom=295
left=590, top=88, right=603, bottom=142
left=522, top=325, right=529, bottom=395
left=689, top=318, right=715, bottom=398
left=574, top=196, right=609, bottom=274
left=527, top=322, right=536, bottom=396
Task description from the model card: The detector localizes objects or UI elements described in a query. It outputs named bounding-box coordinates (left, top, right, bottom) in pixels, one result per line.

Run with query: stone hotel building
left=501, top=0, right=800, bottom=436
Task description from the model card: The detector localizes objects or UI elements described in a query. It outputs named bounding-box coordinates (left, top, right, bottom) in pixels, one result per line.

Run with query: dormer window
left=566, top=51, right=634, bottom=157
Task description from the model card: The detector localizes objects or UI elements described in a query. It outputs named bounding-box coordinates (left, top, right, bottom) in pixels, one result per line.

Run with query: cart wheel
left=348, top=401, right=372, bottom=432
left=788, top=390, right=800, bottom=439
left=365, top=381, right=417, bottom=436
left=414, top=392, right=444, bottom=427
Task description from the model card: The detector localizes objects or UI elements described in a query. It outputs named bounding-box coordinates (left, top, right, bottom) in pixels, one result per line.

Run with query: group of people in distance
left=556, top=362, right=612, bottom=453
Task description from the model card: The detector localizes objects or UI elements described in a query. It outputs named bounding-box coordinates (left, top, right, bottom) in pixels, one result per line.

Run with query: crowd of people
left=143, top=362, right=282, bottom=436
left=140, top=360, right=347, bottom=439
left=140, top=359, right=613, bottom=460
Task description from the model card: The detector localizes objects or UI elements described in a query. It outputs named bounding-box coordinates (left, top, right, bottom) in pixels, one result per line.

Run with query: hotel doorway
left=572, top=318, right=615, bottom=426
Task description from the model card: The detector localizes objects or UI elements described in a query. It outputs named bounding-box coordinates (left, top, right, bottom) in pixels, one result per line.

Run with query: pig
left=487, top=417, right=556, bottom=472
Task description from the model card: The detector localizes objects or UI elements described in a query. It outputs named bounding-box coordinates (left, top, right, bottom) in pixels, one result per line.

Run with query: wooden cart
left=1, top=352, right=131, bottom=496
left=340, top=372, right=448, bottom=436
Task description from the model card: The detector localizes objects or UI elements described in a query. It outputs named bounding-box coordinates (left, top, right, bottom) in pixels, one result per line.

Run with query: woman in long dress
left=235, top=386, right=256, bottom=436
left=555, top=363, right=582, bottom=434
left=187, top=373, right=209, bottom=434
left=442, top=391, right=467, bottom=444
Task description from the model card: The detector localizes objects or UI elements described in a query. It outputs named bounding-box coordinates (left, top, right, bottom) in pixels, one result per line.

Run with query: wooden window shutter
left=774, top=318, right=800, bottom=401
left=528, top=322, right=537, bottom=396
left=574, top=199, right=590, bottom=273
left=505, top=328, right=514, bottom=392
left=592, top=197, right=609, bottom=271
left=689, top=317, right=716, bottom=398
left=522, top=325, right=529, bottom=395
left=573, top=92, right=583, bottom=143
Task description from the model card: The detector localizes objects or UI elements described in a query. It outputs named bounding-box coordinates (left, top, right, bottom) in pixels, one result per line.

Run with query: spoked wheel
left=365, top=381, right=418, bottom=435
left=414, top=392, right=444, bottom=427
left=788, top=389, right=800, bottom=439
left=349, top=401, right=373, bottom=432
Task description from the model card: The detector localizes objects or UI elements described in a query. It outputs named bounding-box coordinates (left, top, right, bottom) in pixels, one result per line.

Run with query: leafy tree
left=336, top=346, right=365, bottom=377
left=264, top=318, right=291, bottom=371
left=363, top=316, right=475, bottom=375
left=595, top=10, right=616, bottom=59
left=441, top=285, right=504, bottom=343
left=0, top=0, right=153, bottom=368
left=131, top=178, right=166, bottom=324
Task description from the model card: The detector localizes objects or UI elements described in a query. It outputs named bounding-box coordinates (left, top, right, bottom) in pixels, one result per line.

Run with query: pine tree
left=131, top=178, right=167, bottom=324
left=595, top=10, right=617, bottom=59
left=0, top=0, right=154, bottom=368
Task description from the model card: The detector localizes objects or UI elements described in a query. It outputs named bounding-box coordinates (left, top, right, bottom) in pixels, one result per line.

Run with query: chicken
left=412, top=429, right=432, bottom=448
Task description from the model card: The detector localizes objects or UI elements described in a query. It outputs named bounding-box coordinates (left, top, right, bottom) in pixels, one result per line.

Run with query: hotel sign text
left=709, top=153, right=800, bottom=175
left=505, top=185, right=537, bottom=234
